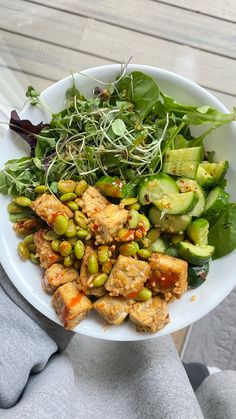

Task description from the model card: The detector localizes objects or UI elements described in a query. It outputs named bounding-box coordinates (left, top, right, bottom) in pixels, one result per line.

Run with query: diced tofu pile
left=129, top=296, right=169, bottom=333
left=105, top=255, right=150, bottom=298
left=31, top=194, right=73, bottom=226
left=52, top=281, right=93, bottom=330
left=147, top=253, right=188, bottom=301
left=28, top=184, right=189, bottom=333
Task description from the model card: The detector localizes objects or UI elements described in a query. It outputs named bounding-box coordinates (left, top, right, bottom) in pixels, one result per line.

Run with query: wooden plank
left=16, top=0, right=236, bottom=58
left=0, top=7, right=235, bottom=97
left=0, top=66, right=53, bottom=131
left=78, top=19, right=236, bottom=97
left=155, top=0, right=236, bottom=22
left=0, top=0, right=87, bottom=51
left=0, top=30, right=110, bottom=82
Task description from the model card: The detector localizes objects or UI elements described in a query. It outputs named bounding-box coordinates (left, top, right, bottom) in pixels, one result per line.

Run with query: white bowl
left=0, top=64, right=236, bottom=341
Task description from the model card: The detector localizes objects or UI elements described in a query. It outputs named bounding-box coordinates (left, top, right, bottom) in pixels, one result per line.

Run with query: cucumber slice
left=151, top=238, right=166, bottom=253
left=165, top=246, right=179, bottom=258
left=164, top=146, right=204, bottom=162
left=153, top=191, right=196, bottom=215
left=138, top=173, right=178, bottom=205
left=148, top=206, right=192, bottom=233
left=187, top=218, right=209, bottom=245
left=196, top=165, right=214, bottom=188
left=188, top=263, right=209, bottom=288
left=163, top=146, right=204, bottom=179
left=176, top=178, right=206, bottom=216
left=177, top=242, right=215, bottom=265
left=163, top=161, right=200, bottom=179
left=201, top=161, right=229, bottom=185
left=203, top=186, right=229, bottom=219
left=196, top=161, right=229, bottom=188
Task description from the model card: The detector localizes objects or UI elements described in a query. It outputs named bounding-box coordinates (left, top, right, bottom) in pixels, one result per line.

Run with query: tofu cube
left=34, top=229, right=61, bottom=269
left=147, top=253, right=188, bottom=300
left=129, top=296, right=169, bottom=333
left=81, top=186, right=109, bottom=217
left=105, top=255, right=150, bottom=298
left=31, top=193, right=73, bottom=226
left=52, top=282, right=93, bottom=330
left=90, top=204, right=128, bottom=244
left=42, top=263, right=79, bottom=294
left=94, top=294, right=134, bottom=325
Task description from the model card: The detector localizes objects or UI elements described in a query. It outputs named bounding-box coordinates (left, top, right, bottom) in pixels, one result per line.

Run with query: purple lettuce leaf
left=9, top=110, right=50, bottom=156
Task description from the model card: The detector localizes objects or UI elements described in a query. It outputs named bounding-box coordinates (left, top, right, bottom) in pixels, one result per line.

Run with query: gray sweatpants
left=0, top=264, right=235, bottom=419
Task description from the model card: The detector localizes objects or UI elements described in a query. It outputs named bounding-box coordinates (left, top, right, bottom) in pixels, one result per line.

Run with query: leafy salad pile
left=0, top=70, right=236, bottom=260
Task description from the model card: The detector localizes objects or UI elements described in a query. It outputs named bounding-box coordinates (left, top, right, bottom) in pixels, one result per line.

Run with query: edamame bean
left=147, top=228, right=161, bottom=243
left=67, top=201, right=79, bottom=211
left=43, top=230, right=60, bottom=241
left=102, top=260, right=113, bottom=274
left=27, top=243, right=36, bottom=252
left=15, top=196, right=32, bottom=207
left=93, top=273, right=108, bottom=288
left=77, top=229, right=91, bottom=240
left=53, top=215, right=69, bottom=235
left=117, top=228, right=134, bottom=241
left=137, top=249, right=151, bottom=259
left=51, top=239, right=61, bottom=252
left=7, top=202, right=22, bottom=214
left=64, top=255, right=74, bottom=267
left=65, top=219, right=77, bottom=238
left=74, top=211, right=88, bottom=229
left=59, top=241, right=72, bottom=256
left=18, top=242, right=30, bottom=260
left=128, top=209, right=139, bottom=229
left=135, top=287, right=152, bottom=301
left=23, top=234, right=35, bottom=245
left=127, top=202, right=141, bottom=211
left=98, top=246, right=110, bottom=263
left=74, top=240, right=85, bottom=260
left=34, top=185, right=47, bottom=194
left=119, top=241, right=139, bottom=256
left=58, top=180, right=76, bottom=194
left=75, top=180, right=88, bottom=197
left=87, top=253, right=98, bottom=274
left=138, top=214, right=150, bottom=231
left=60, top=192, right=77, bottom=202
left=120, top=197, right=138, bottom=206
left=30, top=253, right=40, bottom=264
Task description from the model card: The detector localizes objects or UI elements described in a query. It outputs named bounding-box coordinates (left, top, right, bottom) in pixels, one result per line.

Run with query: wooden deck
left=0, top=0, right=235, bottom=349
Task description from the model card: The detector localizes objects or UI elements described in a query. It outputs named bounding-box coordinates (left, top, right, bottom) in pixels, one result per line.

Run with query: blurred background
left=0, top=0, right=236, bottom=360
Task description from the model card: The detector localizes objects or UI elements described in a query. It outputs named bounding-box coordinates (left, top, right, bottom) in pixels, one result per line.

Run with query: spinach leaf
left=117, top=71, right=160, bottom=120
left=161, top=94, right=236, bottom=126
left=183, top=106, right=236, bottom=126
left=208, top=203, right=236, bottom=259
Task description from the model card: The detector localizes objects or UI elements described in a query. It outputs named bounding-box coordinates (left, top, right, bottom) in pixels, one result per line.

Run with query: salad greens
left=208, top=203, right=236, bottom=259
left=1, top=70, right=236, bottom=260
